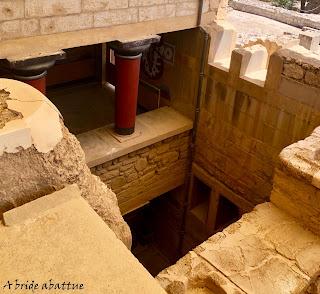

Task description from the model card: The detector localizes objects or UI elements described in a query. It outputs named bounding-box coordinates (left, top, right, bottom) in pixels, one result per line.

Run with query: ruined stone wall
left=91, top=131, right=191, bottom=214
left=271, top=124, right=320, bottom=236
left=195, top=45, right=320, bottom=207
left=0, top=79, right=131, bottom=248
left=0, top=0, right=226, bottom=58
left=158, top=102, right=320, bottom=293
left=157, top=202, right=320, bottom=294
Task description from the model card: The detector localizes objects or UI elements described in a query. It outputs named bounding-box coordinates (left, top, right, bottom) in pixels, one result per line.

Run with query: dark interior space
left=190, top=176, right=211, bottom=224
left=124, top=199, right=172, bottom=277
left=123, top=187, right=186, bottom=276
left=45, top=44, right=149, bottom=135
left=47, top=81, right=115, bottom=135
left=215, top=194, right=241, bottom=231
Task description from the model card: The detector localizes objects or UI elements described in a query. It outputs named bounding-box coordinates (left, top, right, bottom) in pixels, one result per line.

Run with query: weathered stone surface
left=157, top=251, right=244, bottom=294
left=91, top=131, right=191, bottom=214
left=283, top=63, right=305, bottom=80
left=0, top=89, right=22, bottom=128
left=271, top=125, right=320, bottom=236
left=302, top=271, right=320, bottom=294
left=0, top=81, right=131, bottom=249
left=158, top=203, right=320, bottom=294
left=0, top=186, right=166, bottom=294
left=135, top=157, right=148, bottom=171
left=0, top=124, right=131, bottom=248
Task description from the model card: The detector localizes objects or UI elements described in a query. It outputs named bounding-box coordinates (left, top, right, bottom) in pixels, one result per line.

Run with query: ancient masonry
left=157, top=122, right=320, bottom=293
left=0, top=0, right=228, bottom=64
left=0, top=79, right=131, bottom=248
left=0, top=0, right=226, bottom=46
left=91, top=131, right=191, bottom=214
left=195, top=23, right=320, bottom=208
left=0, top=0, right=320, bottom=293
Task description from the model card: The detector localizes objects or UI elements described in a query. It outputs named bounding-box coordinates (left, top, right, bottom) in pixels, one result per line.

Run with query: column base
left=115, top=126, right=135, bottom=136
left=109, top=36, right=160, bottom=136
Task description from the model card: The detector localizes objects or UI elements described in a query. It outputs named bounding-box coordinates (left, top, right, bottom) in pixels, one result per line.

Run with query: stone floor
left=157, top=202, right=320, bottom=294
left=47, top=81, right=115, bottom=135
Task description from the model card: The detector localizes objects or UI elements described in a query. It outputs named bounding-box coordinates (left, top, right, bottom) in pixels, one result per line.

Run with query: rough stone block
left=94, top=8, right=138, bottom=27
left=139, top=4, right=175, bottom=22
left=0, top=0, right=24, bottom=21
left=40, top=13, right=93, bottom=34
left=25, top=0, right=81, bottom=17
left=158, top=203, right=320, bottom=294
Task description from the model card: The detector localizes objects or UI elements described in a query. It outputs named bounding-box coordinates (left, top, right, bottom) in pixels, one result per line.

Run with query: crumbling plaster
left=0, top=80, right=131, bottom=248
left=0, top=78, right=62, bottom=155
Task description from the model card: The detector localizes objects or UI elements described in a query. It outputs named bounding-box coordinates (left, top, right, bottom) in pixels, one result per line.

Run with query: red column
left=114, top=53, right=142, bottom=135
left=20, top=75, right=47, bottom=95
left=5, top=51, right=65, bottom=96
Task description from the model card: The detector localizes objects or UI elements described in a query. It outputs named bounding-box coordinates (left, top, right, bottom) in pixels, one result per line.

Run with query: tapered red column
left=4, top=51, right=65, bottom=94
left=16, top=73, right=47, bottom=95
left=109, top=36, right=160, bottom=135
left=115, top=53, right=142, bottom=135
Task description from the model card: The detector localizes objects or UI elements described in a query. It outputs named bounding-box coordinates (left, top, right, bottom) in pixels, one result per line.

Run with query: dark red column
left=109, top=36, right=160, bottom=135
left=17, top=74, right=47, bottom=95
left=5, top=51, right=65, bottom=95
left=115, top=53, right=142, bottom=135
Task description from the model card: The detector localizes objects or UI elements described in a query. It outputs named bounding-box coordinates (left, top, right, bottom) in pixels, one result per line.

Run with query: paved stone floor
left=47, top=81, right=147, bottom=135
left=226, top=8, right=301, bottom=46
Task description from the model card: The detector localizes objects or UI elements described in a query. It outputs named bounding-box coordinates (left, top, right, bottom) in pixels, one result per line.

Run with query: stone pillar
left=5, top=51, right=65, bottom=94
left=109, top=36, right=160, bottom=135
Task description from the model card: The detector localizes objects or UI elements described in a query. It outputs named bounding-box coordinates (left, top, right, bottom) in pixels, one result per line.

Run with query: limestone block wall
left=271, top=125, right=320, bottom=236
left=0, top=0, right=226, bottom=59
left=91, top=131, right=191, bottom=214
left=195, top=43, right=320, bottom=207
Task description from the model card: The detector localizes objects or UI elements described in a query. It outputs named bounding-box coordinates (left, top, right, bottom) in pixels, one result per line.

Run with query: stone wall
left=91, top=131, right=191, bottom=214
left=271, top=125, right=320, bottom=236
left=195, top=45, right=320, bottom=207
left=0, top=0, right=226, bottom=58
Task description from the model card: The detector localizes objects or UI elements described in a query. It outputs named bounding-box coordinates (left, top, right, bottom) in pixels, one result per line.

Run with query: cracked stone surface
left=157, top=251, right=244, bottom=294
left=157, top=203, right=320, bottom=294
left=0, top=89, right=22, bottom=129
left=271, top=126, right=320, bottom=236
